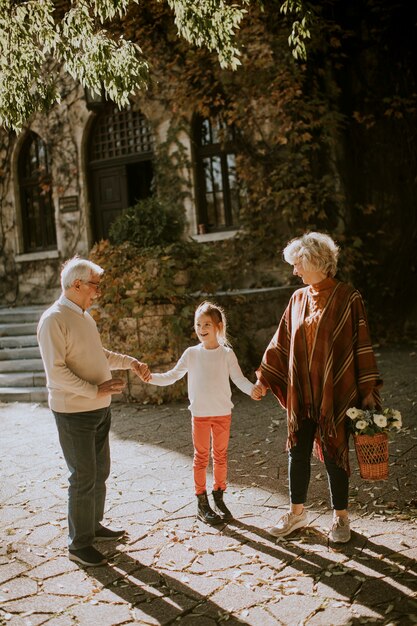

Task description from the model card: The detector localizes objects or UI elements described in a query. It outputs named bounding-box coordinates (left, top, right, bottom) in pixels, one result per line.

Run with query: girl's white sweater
left=150, top=343, right=254, bottom=417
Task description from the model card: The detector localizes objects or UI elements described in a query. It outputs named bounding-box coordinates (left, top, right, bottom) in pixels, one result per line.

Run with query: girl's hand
left=251, top=390, right=262, bottom=401
left=251, top=382, right=266, bottom=401
left=131, top=360, right=151, bottom=382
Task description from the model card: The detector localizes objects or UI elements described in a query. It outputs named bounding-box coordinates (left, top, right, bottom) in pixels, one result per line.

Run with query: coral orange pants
left=192, top=414, right=232, bottom=495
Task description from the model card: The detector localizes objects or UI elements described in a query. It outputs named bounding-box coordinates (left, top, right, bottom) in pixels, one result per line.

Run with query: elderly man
left=37, top=256, right=150, bottom=567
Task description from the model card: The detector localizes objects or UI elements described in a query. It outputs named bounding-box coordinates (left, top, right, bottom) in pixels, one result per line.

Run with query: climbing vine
left=114, top=0, right=417, bottom=336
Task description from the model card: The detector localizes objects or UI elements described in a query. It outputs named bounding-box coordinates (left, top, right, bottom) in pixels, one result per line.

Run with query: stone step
left=0, top=358, right=45, bottom=373
left=0, top=322, right=38, bottom=337
left=0, top=346, right=41, bottom=361
left=0, top=372, right=46, bottom=387
left=0, top=335, right=38, bottom=349
left=0, top=387, right=48, bottom=403
left=0, top=306, right=48, bottom=402
left=0, top=306, right=45, bottom=324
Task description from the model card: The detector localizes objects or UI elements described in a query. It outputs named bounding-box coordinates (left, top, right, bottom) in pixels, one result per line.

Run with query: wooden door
left=91, top=166, right=128, bottom=241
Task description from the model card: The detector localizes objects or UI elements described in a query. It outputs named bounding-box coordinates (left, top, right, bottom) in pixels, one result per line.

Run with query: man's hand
left=251, top=380, right=267, bottom=401
left=131, top=359, right=151, bottom=382
left=97, top=378, right=126, bottom=397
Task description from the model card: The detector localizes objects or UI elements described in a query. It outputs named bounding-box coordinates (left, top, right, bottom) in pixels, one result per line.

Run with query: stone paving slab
left=0, top=344, right=416, bottom=625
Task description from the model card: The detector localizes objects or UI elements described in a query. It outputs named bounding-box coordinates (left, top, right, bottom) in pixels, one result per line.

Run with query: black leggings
left=288, top=418, right=349, bottom=510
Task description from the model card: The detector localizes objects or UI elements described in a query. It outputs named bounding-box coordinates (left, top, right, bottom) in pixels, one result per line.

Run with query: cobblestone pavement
left=1, top=344, right=416, bottom=626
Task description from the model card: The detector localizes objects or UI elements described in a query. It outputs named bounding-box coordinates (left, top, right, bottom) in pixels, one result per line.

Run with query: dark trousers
left=288, top=418, right=349, bottom=510
left=53, top=407, right=111, bottom=550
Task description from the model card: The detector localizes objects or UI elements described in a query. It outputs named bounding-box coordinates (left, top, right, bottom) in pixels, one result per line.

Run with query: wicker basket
left=353, top=433, right=389, bottom=481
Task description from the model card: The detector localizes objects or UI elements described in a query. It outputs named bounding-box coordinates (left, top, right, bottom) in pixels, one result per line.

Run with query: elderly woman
left=254, top=232, right=382, bottom=543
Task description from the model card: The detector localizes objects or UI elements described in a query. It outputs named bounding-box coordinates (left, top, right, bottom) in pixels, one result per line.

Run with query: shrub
left=108, top=196, right=185, bottom=248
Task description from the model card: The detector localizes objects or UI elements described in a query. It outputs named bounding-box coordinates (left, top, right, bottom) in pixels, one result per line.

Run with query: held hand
left=131, top=360, right=151, bottom=382
left=361, top=392, right=375, bottom=410
left=97, top=378, right=126, bottom=397
left=251, top=381, right=267, bottom=401
left=257, top=380, right=268, bottom=396
left=139, top=371, right=153, bottom=384
left=251, top=387, right=262, bottom=401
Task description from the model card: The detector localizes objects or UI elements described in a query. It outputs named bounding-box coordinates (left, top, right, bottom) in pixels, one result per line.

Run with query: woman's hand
left=361, top=392, right=375, bottom=410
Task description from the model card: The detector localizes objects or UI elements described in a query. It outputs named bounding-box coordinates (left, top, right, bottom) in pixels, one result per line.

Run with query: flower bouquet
left=347, top=407, right=402, bottom=481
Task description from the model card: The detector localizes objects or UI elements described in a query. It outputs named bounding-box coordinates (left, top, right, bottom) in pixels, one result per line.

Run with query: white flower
left=391, top=414, right=402, bottom=429
left=347, top=407, right=362, bottom=419
left=373, top=414, right=387, bottom=428
left=349, top=405, right=401, bottom=436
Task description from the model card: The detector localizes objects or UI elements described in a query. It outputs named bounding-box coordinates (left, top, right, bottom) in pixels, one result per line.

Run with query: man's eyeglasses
left=81, top=281, right=101, bottom=290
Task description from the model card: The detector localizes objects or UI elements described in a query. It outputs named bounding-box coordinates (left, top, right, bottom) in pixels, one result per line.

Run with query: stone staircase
left=0, top=306, right=48, bottom=403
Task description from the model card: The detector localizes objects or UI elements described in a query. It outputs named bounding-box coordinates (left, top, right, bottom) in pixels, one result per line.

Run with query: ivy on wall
left=115, top=0, right=417, bottom=336
left=0, top=0, right=415, bottom=338
left=90, top=238, right=220, bottom=342
left=0, top=130, right=18, bottom=301
left=89, top=237, right=295, bottom=404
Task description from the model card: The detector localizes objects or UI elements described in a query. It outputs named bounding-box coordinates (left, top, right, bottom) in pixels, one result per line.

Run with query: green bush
left=109, top=196, right=185, bottom=248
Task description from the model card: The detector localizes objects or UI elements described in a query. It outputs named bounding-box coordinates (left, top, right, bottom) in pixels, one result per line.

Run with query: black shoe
left=212, top=488, right=233, bottom=521
left=197, top=492, right=223, bottom=525
left=69, top=546, right=107, bottom=566
left=95, top=525, right=126, bottom=541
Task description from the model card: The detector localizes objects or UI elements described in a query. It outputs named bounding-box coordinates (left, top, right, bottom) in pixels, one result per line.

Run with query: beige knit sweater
left=37, top=299, right=135, bottom=413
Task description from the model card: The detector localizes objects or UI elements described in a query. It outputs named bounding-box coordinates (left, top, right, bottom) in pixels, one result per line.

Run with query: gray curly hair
left=283, top=232, right=340, bottom=277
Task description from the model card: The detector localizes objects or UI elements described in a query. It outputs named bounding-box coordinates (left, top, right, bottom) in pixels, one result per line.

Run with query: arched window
left=90, top=106, right=154, bottom=163
left=18, top=132, right=56, bottom=252
left=192, top=115, right=242, bottom=233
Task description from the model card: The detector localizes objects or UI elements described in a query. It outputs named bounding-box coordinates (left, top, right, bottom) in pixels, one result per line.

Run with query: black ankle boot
left=212, top=488, right=233, bottom=521
left=197, top=492, right=222, bottom=525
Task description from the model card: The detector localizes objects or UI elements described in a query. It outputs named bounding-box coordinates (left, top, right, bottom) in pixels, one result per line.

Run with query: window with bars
left=193, top=115, right=242, bottom=233
left=18, top=132, right=57, bottom=253
left=90, top=106, right=154, bottom=163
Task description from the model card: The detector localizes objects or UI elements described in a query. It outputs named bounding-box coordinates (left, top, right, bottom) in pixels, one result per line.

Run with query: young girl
left=147, top=301, right=260, bottom=524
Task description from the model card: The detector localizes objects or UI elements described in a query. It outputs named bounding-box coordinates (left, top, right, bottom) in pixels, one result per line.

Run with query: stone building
left=1, top=1, right=416, bottom=404
left=0, top=77, right=246, bottom=305
left=1, top=72, right=283, bottom=402
left=1, top=0, right=416, bottom=337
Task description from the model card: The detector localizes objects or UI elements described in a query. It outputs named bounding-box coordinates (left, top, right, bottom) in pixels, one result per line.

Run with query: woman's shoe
left=268, top=510, right=308, bottom=538
left=197, top=492, right=222, bottom=524
left=329, top=516, right=351, bottom=543
left=212, top=488, right=233, bottom=521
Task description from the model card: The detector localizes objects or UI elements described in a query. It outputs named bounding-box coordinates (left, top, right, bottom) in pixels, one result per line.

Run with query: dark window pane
left=203, top=156, right=223, bottom=193
left=226, top=154, right=241, bottom=224
left=194, top=115, right=242, bottom=232
left=203, top=156, right=226, bottom=227
left=201, top=119, right=212, bottom=146
left=19, top=133, right=56, bottom=252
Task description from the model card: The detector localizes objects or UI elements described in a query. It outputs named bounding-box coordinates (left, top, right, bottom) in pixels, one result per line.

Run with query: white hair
left=283, top=232, right=340, bottom=277
left=60, top=256, right=104, bottom=290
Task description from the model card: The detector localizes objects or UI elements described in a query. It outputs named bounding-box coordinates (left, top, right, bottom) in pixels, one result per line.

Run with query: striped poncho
left=257, top=278, right=382, bottom=471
